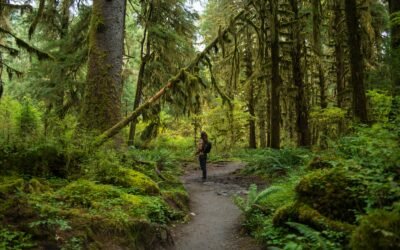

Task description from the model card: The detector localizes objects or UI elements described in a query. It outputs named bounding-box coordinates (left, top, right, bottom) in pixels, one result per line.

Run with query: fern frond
left=254, top=186, right=281, bottom=204
left=245, top=184, right=258, bottom=210
left=286, top=222, right=330, bottom=250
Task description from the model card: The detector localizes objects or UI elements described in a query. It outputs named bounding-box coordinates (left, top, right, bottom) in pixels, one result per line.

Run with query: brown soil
left=164, top=162, right=266, bottom=250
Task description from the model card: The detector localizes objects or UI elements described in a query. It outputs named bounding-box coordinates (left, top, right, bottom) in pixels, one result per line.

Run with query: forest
left=0, top=0, right=399, bottom=249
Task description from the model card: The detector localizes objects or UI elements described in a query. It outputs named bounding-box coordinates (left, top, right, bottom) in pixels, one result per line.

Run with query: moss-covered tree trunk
left=245, top=29, right=256, bottom=149
left=334, top=0, right=346, bottom=133
left=269, top=0, right=281, bottom=149
left=389, top=0, right=400, bottom=117
left=128, top=31, right=150, bottom=146
left=312, top=0, right=327, bottom=109
left=80, top=0, right=126, bottom=132
left=345, top=0, right=368, bottom=123
left=290, top=0, right=310, bottom=147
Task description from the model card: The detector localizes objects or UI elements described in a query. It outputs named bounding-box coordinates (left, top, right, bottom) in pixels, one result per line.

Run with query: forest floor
left=165, top=161, right=265, bottom=250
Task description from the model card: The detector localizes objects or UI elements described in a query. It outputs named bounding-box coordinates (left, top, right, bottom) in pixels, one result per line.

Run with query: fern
left=286, top=222, right=333, bottom=250
left=238, top=184, right=281, bottom=213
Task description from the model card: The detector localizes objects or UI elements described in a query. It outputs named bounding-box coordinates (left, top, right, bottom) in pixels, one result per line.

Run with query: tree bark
left=269, top=0, right=281, bottom=149
left=345, top=0, right=368, bottom=123
left=312, top=0, right=327, bottom=109
left=128, top=26, right=150, bottom=146
left=80, top=0, right=126, bottom=131
left=290, top=0, right=311, bottom=147
left=245, top=29, right=257, bottom=149
left=390, top=0, right=400, bottom=96
left=333, top=0, right=346, bottom=133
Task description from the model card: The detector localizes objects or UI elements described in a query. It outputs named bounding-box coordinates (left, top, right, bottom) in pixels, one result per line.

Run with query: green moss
left=272, top=202, right=355, bottom=233
left=97, top=167, right=160, bottom=195
left=295, top=168, right=364, bottom=222
left=161, top=189, right=189, bottom=212
left=57, top=180, right=123, bottom=208
left=351, top=209, right=400, bottom=250
left=306, top=156, right=334, bottom=170
left=0, top=177, right=24, bottom=197
left=24, top=178, right=52, bottom=193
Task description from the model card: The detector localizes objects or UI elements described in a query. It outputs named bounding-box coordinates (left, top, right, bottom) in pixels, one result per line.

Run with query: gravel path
left=167, top=162, right=263, bottom=250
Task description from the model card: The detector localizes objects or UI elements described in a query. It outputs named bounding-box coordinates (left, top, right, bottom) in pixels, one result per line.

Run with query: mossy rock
left=99, top=168, right=160, bottom=195
left=272, top=202, right=355, bottom=233
left=351, top=209, right=400, bottom=250
left=295, top=168, right=364, bottom=222
left=307, top=156, right=334, bottom=170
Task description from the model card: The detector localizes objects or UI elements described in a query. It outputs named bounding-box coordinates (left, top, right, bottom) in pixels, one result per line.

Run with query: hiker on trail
left=196, top=131, right=211, bottom=181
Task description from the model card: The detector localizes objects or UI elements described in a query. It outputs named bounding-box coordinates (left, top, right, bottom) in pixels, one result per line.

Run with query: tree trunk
left=334, top=0, right=346, bottom=133
left=290, top=0, right=311, bottom=147
left=312, top=0, right=327, bottom=109
left=390, top=0, right=400, bottom=96
left=269, top=0, right=281, bottom=149
left=128, top=27, right=150, bottom=146
left=345, top=0, right=368, bottom=123
left=245, top=29, right=257, bottom=148
left=80, top=0, right=126, bottom=131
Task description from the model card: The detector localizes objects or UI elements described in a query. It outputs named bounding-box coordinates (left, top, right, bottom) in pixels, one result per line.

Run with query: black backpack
left=204, top=141, right=212, bottom=154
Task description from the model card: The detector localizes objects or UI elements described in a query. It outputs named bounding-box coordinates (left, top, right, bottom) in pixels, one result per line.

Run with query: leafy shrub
left=351, top=209, right=400, bottom=250
left=17, top=101, right=39, bottom=137
left=0, top=228, right=35, bottom=250
left=239, top=148, right=311, bottom=177
left=235, top=184, right=281, bottom=215
left=367, top=90, right=392, bottom=123
left=295, top=168, right=365, bottom=222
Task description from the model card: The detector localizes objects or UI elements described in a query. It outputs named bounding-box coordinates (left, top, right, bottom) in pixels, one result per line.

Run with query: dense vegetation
left=0, top=0, right=399, bottom=249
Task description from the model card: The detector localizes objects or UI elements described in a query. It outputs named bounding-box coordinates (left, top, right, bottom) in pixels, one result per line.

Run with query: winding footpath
left=167, top=162, right=263, bottom=250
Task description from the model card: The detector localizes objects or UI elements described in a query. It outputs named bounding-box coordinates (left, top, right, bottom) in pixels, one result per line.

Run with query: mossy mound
left=306, top=156, right=334, bottom=170
left=56, top=180, right=124, bottom=208
left=162, top=189, right=190, bottom=214
left=272, top=202, right=355, bottom=233
left=96, top=167, right=160, bottom=195
left=295, top=168, right=364, bottom=222
left=351, top=209, right=400, bottom=250
left=0, top=177, right=24, bottom=198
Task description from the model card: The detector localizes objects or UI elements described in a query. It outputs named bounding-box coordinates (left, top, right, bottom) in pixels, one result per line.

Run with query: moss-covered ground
left=0, top=136, right=191, bottom=250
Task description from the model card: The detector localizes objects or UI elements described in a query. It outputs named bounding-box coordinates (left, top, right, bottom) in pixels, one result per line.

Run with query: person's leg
left=199, top=156, right=206, bottom=180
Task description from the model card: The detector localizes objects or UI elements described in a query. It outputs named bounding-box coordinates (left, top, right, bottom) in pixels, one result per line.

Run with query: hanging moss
left=295, top=168, right=365, bottom=222
left=351, top=209, right=400, bottom=250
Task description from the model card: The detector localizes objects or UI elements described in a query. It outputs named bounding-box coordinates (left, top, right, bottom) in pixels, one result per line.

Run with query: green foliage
left=29, top=217, right=71, bottom=231
left=17, top=100, right=39, bottom=136
left=239, top=148, right=311, bottom=178
left=286, top=222, right=334, bottom=250
left=351, top=209, right=400, bottom=250
left=295, top=168, right=365, bottom=222
left=235, top=184, right=281, bottom=214
left=0, top=228, right=35, bottom=250
left=336, top=125, right=400, bottom=209
left=367, top=90, right=392, bottom=123
left=83, top=151, right=160, bottom=195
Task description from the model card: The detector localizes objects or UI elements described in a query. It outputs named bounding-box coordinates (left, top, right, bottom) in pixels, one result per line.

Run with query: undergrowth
left=236, top=124, right=400, bottom=250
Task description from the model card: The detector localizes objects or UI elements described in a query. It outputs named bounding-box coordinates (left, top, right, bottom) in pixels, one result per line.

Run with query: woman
left=196, top=131, right=209, bottom=181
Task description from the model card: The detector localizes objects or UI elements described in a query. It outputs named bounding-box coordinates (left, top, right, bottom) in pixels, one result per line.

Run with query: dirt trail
left=167, top=162, right=264, bottom=250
